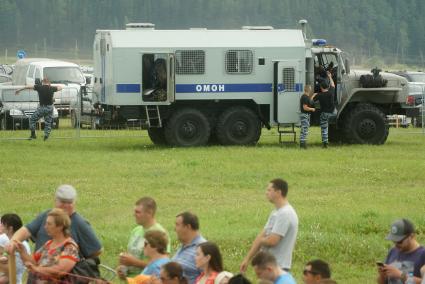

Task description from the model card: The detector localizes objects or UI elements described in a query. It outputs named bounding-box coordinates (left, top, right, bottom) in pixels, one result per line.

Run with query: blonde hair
left=304, top=85, right=312, bottom=95
left=48, top=208, right=71, bottom=236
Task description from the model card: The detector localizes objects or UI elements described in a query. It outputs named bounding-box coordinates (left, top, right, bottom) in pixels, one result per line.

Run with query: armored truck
left=90, top=21, right=410, bottom=146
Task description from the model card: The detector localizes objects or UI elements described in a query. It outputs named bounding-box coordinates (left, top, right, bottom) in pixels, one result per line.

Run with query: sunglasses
left=395, top=235, right=409, bottom=245
left=303, top=269, right=319, bottom=276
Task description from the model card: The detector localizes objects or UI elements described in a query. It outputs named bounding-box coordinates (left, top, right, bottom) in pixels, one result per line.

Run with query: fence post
left=8, top=252, right=17, bottom=284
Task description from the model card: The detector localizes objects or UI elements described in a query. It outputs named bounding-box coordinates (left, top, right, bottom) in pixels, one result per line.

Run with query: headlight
left=10, top=109, right=23, bottom=116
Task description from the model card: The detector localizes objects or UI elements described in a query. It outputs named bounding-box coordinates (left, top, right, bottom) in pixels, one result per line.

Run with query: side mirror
left=344, top=59, right=350, bottom=74
left=86, top=77, right=91, bottom=85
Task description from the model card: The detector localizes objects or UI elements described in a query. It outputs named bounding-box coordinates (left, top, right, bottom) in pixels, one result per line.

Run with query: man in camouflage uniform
left=15, top=77, right=62, bottom=141
left=299, top=85, right=316, bottom=149
left=314, top=71, right=335, bottom=148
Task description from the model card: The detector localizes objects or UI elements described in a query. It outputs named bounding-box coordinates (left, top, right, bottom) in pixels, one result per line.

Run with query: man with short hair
left=172, top=211, right=206, bottom=284
left=303, top=259, right=332, bottom=284
left=377, top=218, right=425, bottom=284
left=314, top=71, right=335, bottom=148
left=251, top=251, right=295, bottom=284
left=15, top=77, right=63, bottom=141
left=117, top=197, right=170, bottom=279
left=7, top=184, right=102, bottom=259
left=240, top=178, right=298, bottom=273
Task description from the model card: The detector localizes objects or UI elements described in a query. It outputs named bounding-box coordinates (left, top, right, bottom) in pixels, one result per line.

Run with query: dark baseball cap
left=386, top=219, right=415, bottom=242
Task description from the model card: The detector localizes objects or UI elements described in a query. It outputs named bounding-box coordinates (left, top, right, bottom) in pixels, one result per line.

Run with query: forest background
left=0, top=0, right=424, bottom=68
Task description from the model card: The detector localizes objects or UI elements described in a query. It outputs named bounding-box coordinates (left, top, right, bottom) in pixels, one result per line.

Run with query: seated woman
left=140, top=230, right=170, bottom=277
left=0, top=214, right=31, bottom=284
left=159, top=262, right=188, bottom=284
left=195, top=242, right=223, bottom=284
left=15, top=208, right=79, bottom=283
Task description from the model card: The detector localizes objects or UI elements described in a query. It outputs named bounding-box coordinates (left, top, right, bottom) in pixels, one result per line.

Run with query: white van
left=12, top=58, right=86, bottom=115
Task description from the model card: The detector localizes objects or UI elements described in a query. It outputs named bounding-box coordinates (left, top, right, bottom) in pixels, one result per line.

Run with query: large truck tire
left=148, top=128, right=167, bottom=145
left=216, top=106, right=261, bottom=145
left=343, top=103, right=389, bottom=145
left=164, top=108, right=210, bottom=147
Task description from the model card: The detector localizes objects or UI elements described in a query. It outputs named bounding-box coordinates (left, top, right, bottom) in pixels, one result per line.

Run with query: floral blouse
left=29, top=238, right=79, bottom=284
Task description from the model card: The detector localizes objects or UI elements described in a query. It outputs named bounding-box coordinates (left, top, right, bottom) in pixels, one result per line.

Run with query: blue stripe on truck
left=114, top=83, right=302, bottom=94
left=116, top=84, right=141, bottom=93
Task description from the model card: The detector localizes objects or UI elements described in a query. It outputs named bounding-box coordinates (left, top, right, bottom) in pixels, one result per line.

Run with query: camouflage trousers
left=320, top=112, right=333, bottom=143
left=299, top=113, right=311, bottom=143
left=30, top=105, right=54, bottom=137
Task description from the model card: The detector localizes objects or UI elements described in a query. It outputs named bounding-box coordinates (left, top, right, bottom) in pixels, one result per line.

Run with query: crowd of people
left=1, top=181, right=424, bottom=284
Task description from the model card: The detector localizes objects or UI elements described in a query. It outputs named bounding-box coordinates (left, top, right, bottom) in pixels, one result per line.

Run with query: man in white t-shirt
left=0, top=214, right=31, bottom=284
left=240, top=178, right=299, bottom=272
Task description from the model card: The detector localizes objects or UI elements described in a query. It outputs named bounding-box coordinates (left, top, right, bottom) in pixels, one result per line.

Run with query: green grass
left=1, top=127, right=425, bottom=283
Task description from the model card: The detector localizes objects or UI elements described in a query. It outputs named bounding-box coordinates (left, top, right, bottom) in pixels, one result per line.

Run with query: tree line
left=0, top=0, right=424, bottom=66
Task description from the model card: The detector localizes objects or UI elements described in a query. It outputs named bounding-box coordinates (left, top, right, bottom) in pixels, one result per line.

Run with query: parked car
left=0, top=74, right=12, bottom=84
left=0, top=87, right=59, bottom=130
left=12, top=58, right=86, bottom=116
left=70, top=80, right=101, bottom=129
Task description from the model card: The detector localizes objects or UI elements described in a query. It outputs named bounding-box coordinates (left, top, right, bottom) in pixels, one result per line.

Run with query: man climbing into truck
left=314, top=71, right=335, bottom=148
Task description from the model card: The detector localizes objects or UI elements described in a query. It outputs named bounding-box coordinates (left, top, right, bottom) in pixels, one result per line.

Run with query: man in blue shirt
left=172, top=212, right=206, bottom=284
left=377, top=219, right=425, bottom=284
left=251, top=251, right=296, bottom=284
left=7, top=184, right=102, bottom=259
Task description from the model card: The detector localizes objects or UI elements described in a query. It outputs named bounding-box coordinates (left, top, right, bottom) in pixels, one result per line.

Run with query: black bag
left=69, top=256, right=101, bottom=284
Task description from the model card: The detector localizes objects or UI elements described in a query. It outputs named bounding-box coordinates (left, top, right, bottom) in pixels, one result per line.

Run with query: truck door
left=141, top=53, right=175, bottom=105
left=273, top=60, right=302, bottom=124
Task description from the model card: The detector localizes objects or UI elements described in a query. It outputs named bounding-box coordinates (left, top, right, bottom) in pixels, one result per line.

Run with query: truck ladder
left=145, top=105, right=162, bottom=128
left=277, top=124, right=297, bottom=144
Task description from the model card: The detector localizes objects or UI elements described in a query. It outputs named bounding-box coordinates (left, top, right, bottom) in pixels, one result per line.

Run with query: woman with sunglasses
left=194, top=242, right=223, bottom=284
left=141, top=230, right=170, bottom=277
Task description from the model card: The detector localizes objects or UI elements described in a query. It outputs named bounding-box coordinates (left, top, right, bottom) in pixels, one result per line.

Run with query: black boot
left=43, top=135, right=49, bottom=141
left=29, top=130, right=36, bottom=139
left=322, top=142, right=328, bottom=148
left=300, top=142, right=307, bottom=149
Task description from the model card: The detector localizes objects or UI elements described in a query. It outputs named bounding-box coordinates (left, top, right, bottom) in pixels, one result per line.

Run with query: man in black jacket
left=15, top=78, right=62, bottom=141
left=314, top=71, right=335, bottom=148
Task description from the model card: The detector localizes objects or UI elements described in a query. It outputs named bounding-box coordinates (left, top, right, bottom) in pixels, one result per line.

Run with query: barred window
left=282, top=68, right=295, bottom=91
left=175, top=50, right=205, bottom=75
left=225, top=50, right=253, bottom=74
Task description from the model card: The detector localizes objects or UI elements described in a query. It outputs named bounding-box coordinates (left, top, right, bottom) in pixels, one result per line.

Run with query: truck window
left=44, top=67, right=85, bottom=84
left=282, top=68, right=295, bottom=91
left=225, top=50, right=253, bottom=74
left=175, top=50, right=205, bottom=75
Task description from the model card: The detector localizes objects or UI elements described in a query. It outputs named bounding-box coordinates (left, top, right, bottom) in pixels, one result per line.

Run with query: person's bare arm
left=240, top=230, right=266, bottom=272
left=15, top=85, right=34, bottom=95
left=260, top=233, right=282, bottom=247
left=327, top=71, right=335, bottom=88
left=5, top=227, right=31, bottom=254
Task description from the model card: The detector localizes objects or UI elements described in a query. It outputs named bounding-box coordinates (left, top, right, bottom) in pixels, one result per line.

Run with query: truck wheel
left=343, top=103, right=389, bottom=144
left=165, top=108, right=210, bottom=147
left=70, top=111, right=78, bottom=128
left=216, top=106, right=261, bottom=145
left=148, top=128, right=167, bottom=145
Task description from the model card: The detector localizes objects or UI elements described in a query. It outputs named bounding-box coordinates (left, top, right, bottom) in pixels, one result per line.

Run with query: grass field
left=1, top=127, right=424, bottom=283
